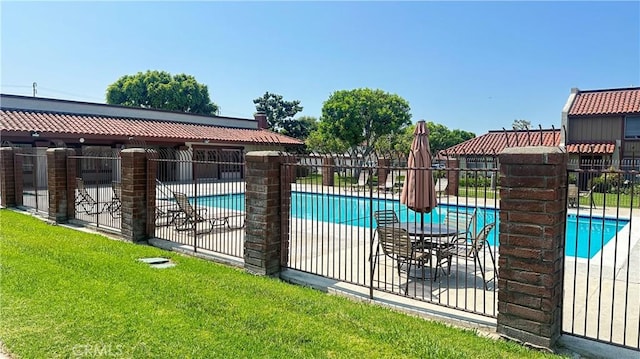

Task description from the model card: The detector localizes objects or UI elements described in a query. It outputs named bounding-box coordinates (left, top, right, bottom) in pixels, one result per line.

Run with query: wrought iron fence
left=283, top=151, right=500, bottom=318
left=152, top=148, right=245, bottom=259
left=70, top=149, right=122, bottom=231
left=564, top=160, right=640, bottom=351
left=17, top=149, right=49, bottom=214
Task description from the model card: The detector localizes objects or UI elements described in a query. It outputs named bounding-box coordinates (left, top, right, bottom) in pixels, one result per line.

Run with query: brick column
left=322, top=157, right=334, bottom=186
left=446, top=158, right=459, bottom=196
left=121, top=148, right=156, bottom=243
left=497, top=146, right=567, bottom=349
left=244, top=151, right=290, bottom=275
left=377, top=158, right=390, bottom=188
left=47, top=148, right=76, bottom=222
left=0, top=147, right=17, bottom=208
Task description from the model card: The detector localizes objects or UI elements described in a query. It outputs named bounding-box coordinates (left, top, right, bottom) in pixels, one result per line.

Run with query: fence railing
left=564, top=165, right=640, bottom=350
left=283, top=153, right=500, bottom=318
left=151, top=149, right=246, bottom=260
left=17, top=151, right=48, bottom=214
left=70, top=153, right=122, bottom=231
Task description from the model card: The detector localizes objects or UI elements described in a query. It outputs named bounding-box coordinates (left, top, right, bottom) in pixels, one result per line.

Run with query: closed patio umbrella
left=400, top=120, right=438, bottom=223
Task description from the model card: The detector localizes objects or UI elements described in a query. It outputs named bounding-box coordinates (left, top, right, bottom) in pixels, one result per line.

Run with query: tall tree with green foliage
left=317, top=88, right=412, bottom=154
left=512, top=119, right=532, bottom=130
left=281, top=116, right=318, bottom=140
left=374, top=121, right=475, bottom=155
left=106, top=70, right=219, bottom=115
left=427, top=122, right=475, bottom=154
left=253, top=92, right=303, bottom=132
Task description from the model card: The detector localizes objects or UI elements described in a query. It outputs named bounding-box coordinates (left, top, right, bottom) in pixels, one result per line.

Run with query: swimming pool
left=195, top=192, right=629, bottom=259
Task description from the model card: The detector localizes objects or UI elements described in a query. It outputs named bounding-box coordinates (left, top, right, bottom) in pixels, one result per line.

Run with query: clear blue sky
left=2, top=1, right=639, bottom=135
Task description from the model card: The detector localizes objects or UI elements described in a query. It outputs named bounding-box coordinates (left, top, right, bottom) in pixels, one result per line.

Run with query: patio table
left=398, top=222, right=461, bottom=279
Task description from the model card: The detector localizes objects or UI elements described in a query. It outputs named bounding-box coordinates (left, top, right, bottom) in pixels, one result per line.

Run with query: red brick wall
left=0, top=147, right=17, bottom=208
left=497, top=146, right=567, bottom=349
left=244, top=151, right=288, bottom=275
left=47, top=148, right=76, bottom=222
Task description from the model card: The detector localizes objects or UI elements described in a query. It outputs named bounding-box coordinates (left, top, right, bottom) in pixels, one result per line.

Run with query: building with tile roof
left=442, top=128, right=562, bottom=169
left=562, top=86, right=640, bottom=169
left=442, top=87, right=639, bottom=172
left=1, top=94, right=302, bottom=181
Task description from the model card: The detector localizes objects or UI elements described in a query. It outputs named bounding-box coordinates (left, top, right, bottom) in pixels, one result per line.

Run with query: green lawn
left=0, top=210, right=560, bottom=358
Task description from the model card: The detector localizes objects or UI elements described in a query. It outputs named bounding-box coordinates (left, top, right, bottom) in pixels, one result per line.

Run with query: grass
left=0, top=210, right=561, bottom=358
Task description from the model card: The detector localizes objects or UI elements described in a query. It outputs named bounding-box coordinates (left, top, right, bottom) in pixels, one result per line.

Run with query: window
left=624, top=116, right=640, bottom=139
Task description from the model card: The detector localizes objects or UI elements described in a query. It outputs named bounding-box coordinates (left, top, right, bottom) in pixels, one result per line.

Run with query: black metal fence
left=564, top=160, right=640, bottom=350
left=152, top=148, right=246, bottom=259
left=70, top=149, right=122, bottom=231
left=17, top=149, right=49, bottom=214
left=283, top=152, right=500, bottom=318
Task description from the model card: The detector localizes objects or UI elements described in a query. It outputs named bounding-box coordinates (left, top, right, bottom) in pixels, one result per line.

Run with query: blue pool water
left=196, top=192, right=629, bottom=259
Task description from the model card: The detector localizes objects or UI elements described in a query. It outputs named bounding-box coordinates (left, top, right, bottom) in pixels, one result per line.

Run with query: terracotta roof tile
left=443, top=130, right=561, bottom=156
left=0, top=110, right=302, bottom=145
left=565, top=143, right=616, bottom=155
left=569, top=88, right=640, bottom=116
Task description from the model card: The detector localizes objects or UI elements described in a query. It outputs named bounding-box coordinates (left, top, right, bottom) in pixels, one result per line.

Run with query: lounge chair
left=376, top=226, right=430, bottom=294
left=155, top=179, right=181, bottom=226
left=580, top=185, right=597, bottom=209
left=568, top=184, right=596, bottom=209
left=378, top=170, right=404, bottom=193
left=103, top=181, right=122, bottom=218
left=75, top=177, right=102, bottom=215
left=568, top=184, right=579, bottom=208
left=435, top=177, right=448, bottom=195
left=173, top=192, right=217, bottom=233
left=351, top=170, right=370, bottom=192
left=173, top=192, right=240, bottom=233
left=435, top=223, right=497, bottom=289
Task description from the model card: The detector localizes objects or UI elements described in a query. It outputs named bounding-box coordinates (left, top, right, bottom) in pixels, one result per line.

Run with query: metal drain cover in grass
left=138, top=257, right=175, bottom=269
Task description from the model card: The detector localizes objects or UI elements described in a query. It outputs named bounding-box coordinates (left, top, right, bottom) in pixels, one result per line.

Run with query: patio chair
left=351, top=170, right=370, bottom=192
left=376, top=226, right=430, bottom=294
left=155, top=179, right=181, bottom=226
left=435, top=177, right=448, bottom=195
left=173, top=192, right=215, bottom=233
left=75, top=177, right=102, bottom=215
left=435, top=223, right=496, bottom=289
left=568, top=184, right=579, bottom=208
left=378, top=169, right=404, bottom=193
left=371, top=209, right=401, bottom=266
left=443, top=208, right=478, bottom=240
left=103, top=181, right=122, bottom=218
left=579, top=185, right=597, bottom=209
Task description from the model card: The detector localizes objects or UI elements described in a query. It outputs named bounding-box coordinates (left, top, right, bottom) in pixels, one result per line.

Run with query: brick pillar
left=497, top=146, right=567, bottom=349
left=121, top=148, right=156, bottom=243
left=322, top=157, right=334, bottom=186
left=446, top=158, right=459, bottom=196
left=47, top=148, right=75, bottom=222
left=244, top=151, right=290, bottom=275
left=0, top=147, right=17, bottom=208
left=377, top=158, right=390, bottom=188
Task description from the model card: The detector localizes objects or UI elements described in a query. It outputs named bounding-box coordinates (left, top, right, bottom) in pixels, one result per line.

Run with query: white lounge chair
left=435, top=177, right=448, bottom=195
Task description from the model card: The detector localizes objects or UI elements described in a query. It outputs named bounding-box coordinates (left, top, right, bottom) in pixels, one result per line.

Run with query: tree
left=106, top=70, right=219, bottom=115
left=512, top=119, right=532, bottom=130
left=318, top=88, right=412, bottom=154
left=427, top=122, right=475, bottom=154
left=281, top=116, right=318, bottom=141
left=374, top=122, right=475, bottom=155
left=253, top=92, right=303, bottom=132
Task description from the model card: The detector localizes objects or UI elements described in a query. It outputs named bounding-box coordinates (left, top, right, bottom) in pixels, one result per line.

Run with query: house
left=442, top=128, right=561, bottom=169
left=0, top=94, right=302, bottom=182
left=561, top=87, right=640, bottom=170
